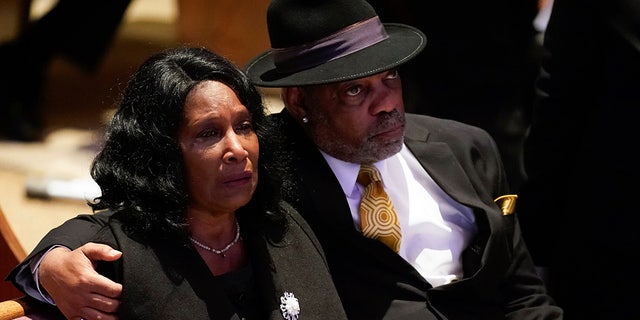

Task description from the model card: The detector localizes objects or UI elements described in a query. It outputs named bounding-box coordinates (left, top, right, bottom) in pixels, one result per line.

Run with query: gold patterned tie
left=357, top=164, right=401, bottom=252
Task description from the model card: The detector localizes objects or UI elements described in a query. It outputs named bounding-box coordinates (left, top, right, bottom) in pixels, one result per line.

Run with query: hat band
left=273, top=16, right=388, bottom=73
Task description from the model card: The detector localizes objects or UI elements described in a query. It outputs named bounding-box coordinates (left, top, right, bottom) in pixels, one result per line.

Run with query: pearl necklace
left=189, top=220, right=241, bottom=257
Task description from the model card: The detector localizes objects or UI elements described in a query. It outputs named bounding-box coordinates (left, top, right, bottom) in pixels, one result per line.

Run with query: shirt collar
left=319, top=149, right=396, bottom=197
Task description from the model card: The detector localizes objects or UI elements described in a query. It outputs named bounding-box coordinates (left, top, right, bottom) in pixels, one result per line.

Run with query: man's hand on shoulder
left=39, top=243, right=123, bottom=320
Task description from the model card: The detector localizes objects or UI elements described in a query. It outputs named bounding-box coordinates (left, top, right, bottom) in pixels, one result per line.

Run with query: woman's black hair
left=89, top=46, right=286, bottom=242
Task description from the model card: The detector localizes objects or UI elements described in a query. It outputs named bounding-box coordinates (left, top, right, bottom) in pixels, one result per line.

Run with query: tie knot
left=357, top=164, right=382, bottom=186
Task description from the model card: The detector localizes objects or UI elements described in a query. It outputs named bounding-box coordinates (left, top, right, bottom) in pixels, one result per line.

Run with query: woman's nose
left=222, top=132, right=249, bottom=163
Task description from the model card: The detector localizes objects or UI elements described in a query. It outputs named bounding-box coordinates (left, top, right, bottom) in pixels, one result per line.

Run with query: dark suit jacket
left=9, top=203, right=347, bottom=320
left=271, top=110, right=562, bottom=319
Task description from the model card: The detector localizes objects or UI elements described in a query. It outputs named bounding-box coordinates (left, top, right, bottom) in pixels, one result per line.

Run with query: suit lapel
left=403, top=115, right=485, bottom=210
left=403, top=115, right=507, bottom=278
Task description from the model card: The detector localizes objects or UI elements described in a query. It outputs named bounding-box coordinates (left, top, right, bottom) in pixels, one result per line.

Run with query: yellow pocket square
left=494, top=194, right=517, bottom=216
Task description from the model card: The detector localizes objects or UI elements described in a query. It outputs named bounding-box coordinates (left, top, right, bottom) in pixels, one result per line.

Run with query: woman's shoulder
left=278, top=201, right=326, bottom=258
left=280, top=201, right=313, bottom=236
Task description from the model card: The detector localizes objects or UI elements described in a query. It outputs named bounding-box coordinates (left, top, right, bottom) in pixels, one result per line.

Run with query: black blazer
left=271, top=110, right=562, bottom=319
left=10, top=203, right=347, bottom=320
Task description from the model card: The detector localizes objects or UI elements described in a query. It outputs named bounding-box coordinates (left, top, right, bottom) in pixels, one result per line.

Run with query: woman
left=62, top=47, right=346, bottom=319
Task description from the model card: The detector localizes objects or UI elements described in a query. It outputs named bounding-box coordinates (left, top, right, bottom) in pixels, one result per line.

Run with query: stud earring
left=302, top=117, right=309, bottom=124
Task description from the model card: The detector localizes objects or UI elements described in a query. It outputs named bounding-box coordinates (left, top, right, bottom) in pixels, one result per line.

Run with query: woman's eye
left=236, top=121, right=254, bottom=134
left=198, top=129, right=219, bottom=138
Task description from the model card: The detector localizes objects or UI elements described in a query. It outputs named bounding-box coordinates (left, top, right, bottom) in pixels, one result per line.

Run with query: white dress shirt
left=320, top=144, right=478, bottom=287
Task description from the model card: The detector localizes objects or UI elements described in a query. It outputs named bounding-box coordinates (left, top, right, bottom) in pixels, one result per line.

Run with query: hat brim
left=244, top=23, right=426, bottom=87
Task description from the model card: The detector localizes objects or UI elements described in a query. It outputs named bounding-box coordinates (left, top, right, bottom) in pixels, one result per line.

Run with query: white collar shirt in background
left=320, top=144, right=478, bottom=287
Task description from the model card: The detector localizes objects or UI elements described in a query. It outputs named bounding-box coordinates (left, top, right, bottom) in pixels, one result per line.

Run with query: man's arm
left=39, top=243, right=123, bottom=320
left=6, top=213, right=124, bottom=319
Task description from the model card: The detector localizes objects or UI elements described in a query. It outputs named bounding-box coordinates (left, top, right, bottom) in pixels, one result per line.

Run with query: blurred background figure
left=0, top=0, right=132, bottom=142
left=366, top=0, right=543, bottom=192
left=517, top=0, right=640, bottom=318
left=0, top=0, right=271, bottom=143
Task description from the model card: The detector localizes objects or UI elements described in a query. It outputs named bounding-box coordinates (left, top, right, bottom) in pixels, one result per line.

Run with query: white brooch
left=279, top=291, right=300, bottom=320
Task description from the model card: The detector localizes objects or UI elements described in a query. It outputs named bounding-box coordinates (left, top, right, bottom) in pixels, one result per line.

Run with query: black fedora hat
left=244, top=0, right=426, bottom=87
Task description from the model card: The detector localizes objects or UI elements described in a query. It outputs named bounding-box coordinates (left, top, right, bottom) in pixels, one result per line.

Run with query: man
left=0, top=0, right=132, bottom=141
left=7, top=0, right=562, bottom=319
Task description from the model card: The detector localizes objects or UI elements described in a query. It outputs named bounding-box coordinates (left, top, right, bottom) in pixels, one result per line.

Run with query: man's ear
left=281, top=87, right=307, bottom=120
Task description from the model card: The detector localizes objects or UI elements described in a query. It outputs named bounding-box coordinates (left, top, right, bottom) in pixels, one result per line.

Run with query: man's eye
left=386, top=69, right=399, bottom=79
left=346, top=86, right=362, bottom=96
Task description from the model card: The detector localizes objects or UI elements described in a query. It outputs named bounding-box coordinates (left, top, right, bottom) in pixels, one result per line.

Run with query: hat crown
left=267, top=0, right=378, bottom=48
left=244, top=0, right=426, bottom=87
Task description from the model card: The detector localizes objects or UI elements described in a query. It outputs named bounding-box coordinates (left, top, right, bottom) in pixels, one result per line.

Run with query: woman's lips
left=223, top=171, right=253, bottom=187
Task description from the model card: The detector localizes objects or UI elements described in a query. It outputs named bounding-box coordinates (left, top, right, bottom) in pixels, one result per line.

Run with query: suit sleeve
left=5, top=212, right=112, bottom=296
left=477, top=133, right=562, bottom=318
left=464, top=123, right=562, bottom=318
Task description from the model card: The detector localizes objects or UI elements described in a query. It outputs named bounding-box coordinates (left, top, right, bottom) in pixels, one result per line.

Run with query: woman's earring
left=302, top=117, right=309, bottom=124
